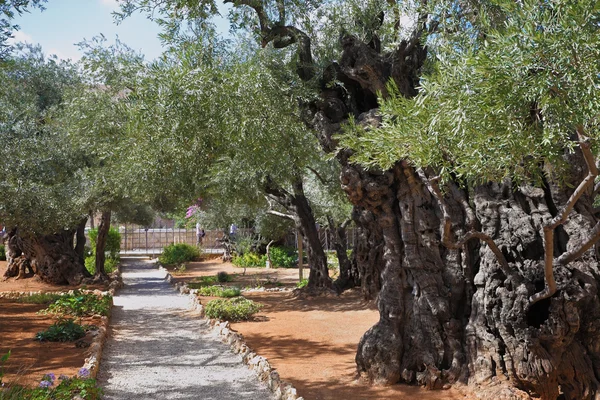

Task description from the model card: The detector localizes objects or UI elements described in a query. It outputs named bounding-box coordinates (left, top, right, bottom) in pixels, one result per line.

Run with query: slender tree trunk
left=328, top=216, right=360, bottom=293
left=94, top=210, right=111, bottom=280
left=74, top=217, right=87, bottom=266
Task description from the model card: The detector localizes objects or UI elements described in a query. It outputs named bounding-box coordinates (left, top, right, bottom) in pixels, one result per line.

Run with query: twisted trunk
left=329, top=216, right=360, bottom=293
left=4, top=227, right=89, bottom=284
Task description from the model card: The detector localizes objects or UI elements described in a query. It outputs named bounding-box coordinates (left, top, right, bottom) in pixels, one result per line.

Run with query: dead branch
left=530, top=126, right=598, bottom=304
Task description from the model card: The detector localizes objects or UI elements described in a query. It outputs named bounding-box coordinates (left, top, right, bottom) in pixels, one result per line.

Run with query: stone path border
left=162, top=268, right=303, bottom=400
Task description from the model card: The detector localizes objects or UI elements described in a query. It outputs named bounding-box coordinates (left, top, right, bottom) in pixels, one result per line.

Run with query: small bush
left=232, top=252, right=264, bottom=268
left=197, top=285, right=241, bottom=298
left=217, top=271, right=232, bottom=282
left=16, top=293, right=63, bottom=304
left=36, top=319, right=86, bottom=342
left=0, top=245, right=5, bottom=261
left=88, top=227, right=121, bottom=259
left=269, top=246, right=297, bottom=268
left=0, top=375, right=102, bottom=399
left=42, top=290, right=112, bottom=317
left=159, top=243, right=200, bottom=266
left=204, top=297, right=262, bottom=321
left=296, top=278, right=308, bottom=289
left=85, top=256, right=118, bottom=275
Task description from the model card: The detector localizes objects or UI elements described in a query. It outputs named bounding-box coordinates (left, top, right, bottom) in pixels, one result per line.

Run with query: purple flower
left=45, top=373, right=56, bottom=381
left=78, top=367, right=90, bottom=378
left=38, top=380, right=52, bottom=388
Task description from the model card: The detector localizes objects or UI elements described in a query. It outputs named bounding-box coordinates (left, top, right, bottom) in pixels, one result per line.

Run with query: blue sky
left=9, top=0, right=230, bottom=61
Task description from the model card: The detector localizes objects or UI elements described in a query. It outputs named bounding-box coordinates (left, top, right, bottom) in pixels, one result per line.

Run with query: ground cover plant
left=187, top=273, right=235, bottom=289
left=196, top=285, right=241, bottom=298
left=0, top=369, right=102, bottom=400
left=159, top=243, right=200, bottom=266
left=35, top=319, right=86, bottom=342
left=204, top=297, right=262, bottom=322
left=41, top=291, right=111, bottom=317
left=232, top=246, right=297, bottom=269
left=15, top=293, right=63, bottom=305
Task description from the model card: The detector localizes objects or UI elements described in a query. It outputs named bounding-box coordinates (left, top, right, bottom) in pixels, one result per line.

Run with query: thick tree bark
left=351, top=206, right=384, bottom=299
left=94, top=210, right=111, bottom=280
left=3, top=227, right=33, bottom=280
left=5, top=228, right=89, bottom=285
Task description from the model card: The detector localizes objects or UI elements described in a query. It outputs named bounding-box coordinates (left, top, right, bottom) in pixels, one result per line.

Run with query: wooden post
left=297, top=231, right=303, bottom=281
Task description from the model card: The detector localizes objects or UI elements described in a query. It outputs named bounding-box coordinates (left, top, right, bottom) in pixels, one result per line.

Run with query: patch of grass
left=15, top=293, right=63, bottom=304
left=197, top=285, right=241, bottom=298
left=0, top=375, right=102, bottom=399
left=35, top=319, right=86, bottom=342
left=204, top=297, right=262, bottom=321
left=42, top=290, right=112, bottom=317
left=159, top=243, right=200, bottom=266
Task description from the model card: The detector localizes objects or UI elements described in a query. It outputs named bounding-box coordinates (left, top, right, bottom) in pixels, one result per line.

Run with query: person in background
left=229, top=223, right=238, bottom=238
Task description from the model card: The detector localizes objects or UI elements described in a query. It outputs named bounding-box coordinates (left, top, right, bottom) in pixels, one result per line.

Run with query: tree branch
left=417, top=169, right=512, bottom=276
left=306, top=166, right=328, bottom=185
left=531, top=128, right=599, bottom=303
left=266, top=209, right=296, bottom=221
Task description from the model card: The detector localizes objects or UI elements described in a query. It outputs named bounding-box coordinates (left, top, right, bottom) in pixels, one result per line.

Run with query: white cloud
left=100, top=0, right=120, bottom=10
left=7, top=30, right=34, bottom=45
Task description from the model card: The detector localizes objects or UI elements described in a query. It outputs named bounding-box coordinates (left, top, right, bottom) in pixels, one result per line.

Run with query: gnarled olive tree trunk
left=4, top=227, right=90, bottom=285
left=94, top=210, right=112, bottom=280
left=309, top=31, right=600, bottom=399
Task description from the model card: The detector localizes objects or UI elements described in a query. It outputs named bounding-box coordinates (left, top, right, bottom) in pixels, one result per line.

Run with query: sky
left=8, top=0, right=230, bottom=62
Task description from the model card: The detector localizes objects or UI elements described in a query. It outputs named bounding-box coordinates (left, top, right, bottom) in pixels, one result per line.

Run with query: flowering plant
left=185, top=197, right=203, bottom=219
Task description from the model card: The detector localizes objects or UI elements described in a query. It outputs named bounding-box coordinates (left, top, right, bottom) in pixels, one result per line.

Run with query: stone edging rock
left=160, top=266, right=303, bottom=400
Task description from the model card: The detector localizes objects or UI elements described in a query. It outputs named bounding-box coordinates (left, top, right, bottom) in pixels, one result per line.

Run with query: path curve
left=97, top=258, right=274, bottom=400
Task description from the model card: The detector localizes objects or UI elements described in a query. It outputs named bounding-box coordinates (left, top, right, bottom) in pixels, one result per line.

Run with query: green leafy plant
left=16, top=293, right=63, bottom=304
left=0, top=350, right=10, bottom=386
left=204, top=297, right=262, bottom=321
left=84, top=256, right=118, bottom=275
left=197, top=285, right=241, bottom=298
left=0, top=374, right=102, bottom=399
left=159, top=243, right=200, bottom=266
left=268, top=246, right=297, bottom=268
left=87, top=227, right=121, bottom=259
left=296, top=279, right=308, bottom=289
left=42, top=291, right=112, bottom=317
left=217, top=271, right=232, bottom=283
left=35, top=319, right=86, bottom=342
left=232, top=252, right=264, bottom=268
left=0, top=244, right=5, bottom=261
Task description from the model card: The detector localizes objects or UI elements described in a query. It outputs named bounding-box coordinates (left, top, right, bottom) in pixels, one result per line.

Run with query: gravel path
left=97, top=259, right=274, bottom=400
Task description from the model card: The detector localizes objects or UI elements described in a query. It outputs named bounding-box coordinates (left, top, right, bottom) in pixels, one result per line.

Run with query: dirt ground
left=0, top=260, right=104, bottom=387
left=183, top=260, right=472, bottom=400
left=0, top=298, right=100, bottom=387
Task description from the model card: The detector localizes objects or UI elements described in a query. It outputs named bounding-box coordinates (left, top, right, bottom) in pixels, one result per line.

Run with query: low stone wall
left=161, top=267, right=303, bottom=400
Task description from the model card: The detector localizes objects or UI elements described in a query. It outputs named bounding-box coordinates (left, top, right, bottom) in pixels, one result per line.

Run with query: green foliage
left=232, top=252, right=264, bottom=268
left=42, top=291, right=112, bottom=317
left=204, top=297, right=262, bottom=321
left=35, top=319, right=85, bottom=342
left=0, top=376, right=102, bottom=400
left=217, top=271, right=233, bottom=283
left=15, top=293, right=62, bottom=304
left=296, top=278, right=309, bottom=289
left=0, top=350, right=9, bottom=386
left=84, top=256, right=118, bottom=276
left=0, top=244, right=5, bottom=261
left=269, top=246, right=297, bottom=268
left=87, top=228, right=121, bottom=259
left=196, top=285, right=241, bottom=298
left=159, top=243, right=200, bottom=266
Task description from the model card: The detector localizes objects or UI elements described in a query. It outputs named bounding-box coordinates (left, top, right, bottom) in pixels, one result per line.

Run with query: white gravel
left=97, top=259, right=275, bottom=400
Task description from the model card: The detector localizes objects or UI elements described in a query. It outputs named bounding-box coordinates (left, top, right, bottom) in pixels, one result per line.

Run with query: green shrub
left=217, top=271, right=232, bottom=282
left=88, top=227, right=121, bottom=259
left=16, top=293, right=63, bottom=304
left=0, top=350, right=9, bottom=386
left=204, top=297, right=262, bottom=321
left=42, top=291, right=112, bottom=317
left=269, top=246, right=297, bottom=268
left=197, top=285, right=241, bottom=298
left=296, top=278, right=308, bottom=289
left=159, top=243, right=200, bottom=266
left=35, top=319, right=86, bottom=342
left=0, top=375, right=102, bottom=399
left=232, top=252, right=264, bottom=268
left=0, top=245, right=5, bottom=261
left=84, top=256, right=118, bottom=275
